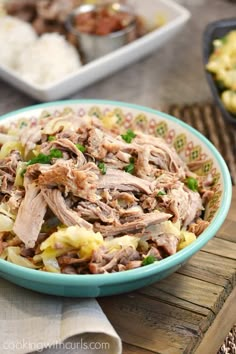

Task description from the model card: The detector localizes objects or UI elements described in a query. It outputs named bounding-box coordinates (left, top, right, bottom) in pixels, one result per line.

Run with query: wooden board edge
left=193, top=286, right=236, bottom=354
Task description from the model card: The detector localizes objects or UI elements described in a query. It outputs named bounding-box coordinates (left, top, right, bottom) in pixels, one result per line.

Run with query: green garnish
left=142, top=255, right=156, bottom=266
left=48, top=136, right=56, bottom=141
left=26, top=149, right=63, bottom=166
left=157, top=190, right=166, bottom=196
left=186, top=177, right=198, bottom=192
left=19, top=121, right=27, bottom=129
left=98, top=162, right=107, bottom=175
left=20, top=168, right=27, bottom=177
left=124, top=157, right=135, bottom=174
left=75, top=143, right=86, bottom=153
left=26, top=153, right=51, bottom=166
left=121, top=129, right=136, bottom=143
left=49, top=149, right=63, bottom=158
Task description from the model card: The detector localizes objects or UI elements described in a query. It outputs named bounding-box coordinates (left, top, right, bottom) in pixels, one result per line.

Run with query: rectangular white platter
left=0, top=0, right=190, bottom=102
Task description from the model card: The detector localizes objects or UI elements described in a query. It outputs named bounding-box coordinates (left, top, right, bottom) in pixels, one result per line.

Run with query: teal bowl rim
left=0, top=99, right=232, bottom=286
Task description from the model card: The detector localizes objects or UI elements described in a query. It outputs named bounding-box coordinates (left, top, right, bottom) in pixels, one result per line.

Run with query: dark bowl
left=203, top=18, right=236, bottom=126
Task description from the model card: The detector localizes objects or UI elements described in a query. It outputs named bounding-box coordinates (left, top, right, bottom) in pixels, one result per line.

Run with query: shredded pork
left=0, top=111, right=213, bottom=274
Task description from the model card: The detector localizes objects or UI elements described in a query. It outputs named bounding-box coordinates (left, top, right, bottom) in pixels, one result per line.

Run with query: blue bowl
left=0, top=100, right=232, bottom=297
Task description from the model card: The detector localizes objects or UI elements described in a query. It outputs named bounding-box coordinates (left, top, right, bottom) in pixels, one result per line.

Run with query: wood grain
left=122, top=343, right=157, bottom=354
left=216, top=220, right=236, bottom=243
left=177, top=251, right=236, bottom=288
left=194, top=287, right=236, bottom=354
left=203, top=237, right=236, bottom=260
left=99, top=187, right=236, bottom=354
left=100, top=294, right=205, bottom=354
left=138, top=273, right=224, bottom=315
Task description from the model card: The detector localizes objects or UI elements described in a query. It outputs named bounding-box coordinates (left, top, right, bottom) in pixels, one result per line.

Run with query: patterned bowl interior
left=0, top=101, right=227, bottom=224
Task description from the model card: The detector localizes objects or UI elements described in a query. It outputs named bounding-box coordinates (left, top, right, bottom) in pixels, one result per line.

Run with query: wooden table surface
left=99, top=187, right=236, bottom=354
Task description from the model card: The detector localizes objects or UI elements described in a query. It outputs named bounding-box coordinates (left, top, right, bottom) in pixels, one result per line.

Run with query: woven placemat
left=162, top=102, right=236, bottom=185
left=163, top=102, right=236, bottom=353
left=218, top=325, right=236, bottom=354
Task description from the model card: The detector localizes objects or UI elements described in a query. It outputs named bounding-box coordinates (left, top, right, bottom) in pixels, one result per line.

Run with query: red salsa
left=74, top=6, right=134, bottom=36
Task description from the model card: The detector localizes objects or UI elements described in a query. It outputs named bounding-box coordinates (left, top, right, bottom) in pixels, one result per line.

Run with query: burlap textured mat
left=218, top=325, right=236, bottom=354
left=163, top=102, right=236, bottom=185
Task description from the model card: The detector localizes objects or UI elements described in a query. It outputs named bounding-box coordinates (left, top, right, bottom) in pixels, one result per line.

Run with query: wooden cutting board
left=99, top=187, right=236, bottom=354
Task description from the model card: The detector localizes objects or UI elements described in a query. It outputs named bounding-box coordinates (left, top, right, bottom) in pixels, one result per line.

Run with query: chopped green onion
left=20, top=168, right=27, bottom=177
left=26, top=149, right=62, bottom=166
left=142, top=255, right=156, bottom=266
left=75, top=143, right=86, bottom=153
left=186, top=177, right=198, bottom=192
left=157, top=190, right=166, bottom=196
left=124, top=157, right=135, bottom=174
left=26, top=153, right=51, bottom=166
left=98, top=162, right=107, bottom=175
left=121, top=129, right=136, bottom=143
left=48, top=136, right=56, bottom=141
left=49, top=149, right=63, bottom=158
left=19, top=121, right=27, bottom=129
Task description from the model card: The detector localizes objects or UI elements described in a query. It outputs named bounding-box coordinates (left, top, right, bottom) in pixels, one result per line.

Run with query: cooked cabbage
left=0, top=203, right=15, bottom=231
left=34, top=248, right=64, bottom=273
left=0, top=132, right=18, bottom=145
left=104, top=235, right=139, bottom=251
left=38, top=226, right=104, bottom=273
left=42, top=114, right=81, bottom=135
left=101, top=112, right=118, bottom=129
left=0, top=141, right=24, bottom=158
left=14, top=161, right=27, bottom=187
left=40, top=225, right=104, bottom=258
left=5, top=246, right=37, bottom=269
left=142, top=221, right=181, bottom=242
left=178, top=231, right=196, bottom=251
left=0, top=202, right=15, bottom=219
left=0, top=214, right=14, bottom=232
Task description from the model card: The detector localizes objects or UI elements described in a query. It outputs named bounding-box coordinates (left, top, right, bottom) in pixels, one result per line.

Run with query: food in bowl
left=0, top=105, right=217, bottom=276
left=72, top=3, right=135, bottom=35
left=0, top=15, right=82, bottom=86
left=206, top=30, right=236, bottom=115
left=0, top=15, right=37, bottom=69
left=4, top=0, right=77, bottom=35
left=4, top=0, right=147, bottom=38
left=0, top=101, right=231, bottom=297
left=66, top=2, right=138, bottom=62
left=15, top=33, right=82, bottom=86
left=0, top=1, right=151, bottom=82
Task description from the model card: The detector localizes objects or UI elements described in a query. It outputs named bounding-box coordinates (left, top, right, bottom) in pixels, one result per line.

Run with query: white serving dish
left=0, top=0, right=190, bottom=101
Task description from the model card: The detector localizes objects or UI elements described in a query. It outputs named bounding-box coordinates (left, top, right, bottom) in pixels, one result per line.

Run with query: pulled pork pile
left=0, top=111, right=213, bottom=274
left=4, top=0, right=80, bottom=36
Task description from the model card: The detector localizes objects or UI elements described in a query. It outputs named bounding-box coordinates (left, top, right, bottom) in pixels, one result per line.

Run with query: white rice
left=0, top=16, right=37, bottom=69
left=16, top=33, right=82, bottom=86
